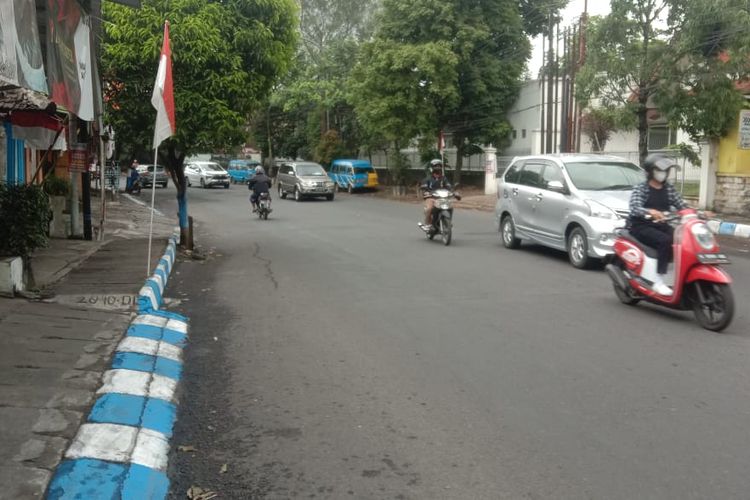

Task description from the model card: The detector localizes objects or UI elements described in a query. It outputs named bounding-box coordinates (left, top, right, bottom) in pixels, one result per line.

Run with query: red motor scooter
left=605, top=209, right=734, bottom=332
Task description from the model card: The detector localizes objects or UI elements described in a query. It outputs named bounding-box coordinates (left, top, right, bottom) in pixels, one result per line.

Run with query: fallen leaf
left=220, top=463, right=228, bottom=474
left=187, top=486, right=218, bottom=500
left=178, top=445, right=197, bottom=453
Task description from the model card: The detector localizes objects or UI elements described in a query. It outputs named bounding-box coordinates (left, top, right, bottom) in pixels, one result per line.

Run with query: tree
left=576, top=1, right=671, bottom=164
left=581, top=107, right=635, bottom=151
left=103, top=0, right=297, bottom=245
left=255, top=0, right=377, bottom=164
left=350, top=0, right=561, bottom=184
left=655, top=0, right=750, bottom=145
left=577, top=0, right=750, bottom=164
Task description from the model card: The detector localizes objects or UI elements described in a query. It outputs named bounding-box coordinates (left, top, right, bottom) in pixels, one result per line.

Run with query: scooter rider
left=419, top=160, right=458, bottom=229
left=248, top=166, right=272, bottom=213
left=628, top=153, right=689, bottom=296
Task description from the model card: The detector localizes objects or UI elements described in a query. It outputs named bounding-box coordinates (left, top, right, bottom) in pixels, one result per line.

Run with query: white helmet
left=255, top=166, right=265, bottom=175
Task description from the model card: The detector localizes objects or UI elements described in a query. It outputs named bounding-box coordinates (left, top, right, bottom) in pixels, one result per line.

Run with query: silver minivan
left=495, top=154, right=645, bottom=268
left=277, top=161, right=336, bottom=201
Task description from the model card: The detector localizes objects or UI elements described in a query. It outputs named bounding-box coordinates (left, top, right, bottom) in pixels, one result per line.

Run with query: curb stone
left=46, top=232, right=189, bottom=499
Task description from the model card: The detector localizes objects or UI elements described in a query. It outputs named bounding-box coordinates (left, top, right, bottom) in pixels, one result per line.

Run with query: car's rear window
left=354, top=167, right=373, bottom=174
left=565, top=161, right=644, bottom=191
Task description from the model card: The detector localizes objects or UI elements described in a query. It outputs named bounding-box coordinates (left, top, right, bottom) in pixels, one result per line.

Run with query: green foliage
left=43, top=175, right=71, bottom=197
left=655, top=0, right=750, bottom=142
left=314, top=129, right=347, bottom=167
left=350, top=0, right=553, bottom=182
left=581, top=107, right=635, bottom=151
left=103, top=0, right=298, bottom=161
left=0, top=184, right=51, bottom=260
left=578, top=0, right=750, bottom=160
left=255, top=1, right=377, bottom=162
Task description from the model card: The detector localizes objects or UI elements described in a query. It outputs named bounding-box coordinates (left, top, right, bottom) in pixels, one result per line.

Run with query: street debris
left=220, top=463, right=228, bottom=474
left=178, top=445, right=197, bottom=453
left=187, top=486, right=218, bottom=499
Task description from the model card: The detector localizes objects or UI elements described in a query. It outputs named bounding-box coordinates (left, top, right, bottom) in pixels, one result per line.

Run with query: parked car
left=495, top=154, right=645, bottom=268
left=227, top=159, right=260, bottom=184
left=184, top=161, right=231, bottom=189
left=277, top=161, right=335, bottom=201
left=138, top=164, right=169, bottom=188
left=329, top=159, right=379, bottom=193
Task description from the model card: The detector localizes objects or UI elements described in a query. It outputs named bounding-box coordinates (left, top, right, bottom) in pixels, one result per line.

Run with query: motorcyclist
left=419, top=159, right=459, bottom=229
left=628, top=153, right=688, bottom=296
left=248, top=166, right=272, bottom=213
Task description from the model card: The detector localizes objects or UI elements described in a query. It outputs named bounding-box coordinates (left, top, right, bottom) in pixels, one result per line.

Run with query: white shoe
left=653, top=282, right=673, bottom=296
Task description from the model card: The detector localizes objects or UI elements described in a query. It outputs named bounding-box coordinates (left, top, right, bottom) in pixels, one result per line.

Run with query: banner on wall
left=46, top=0, right=94, bottom=121
left=0, top=1, right=19, bottom=87
left=14, top=0, right=48, bottom=93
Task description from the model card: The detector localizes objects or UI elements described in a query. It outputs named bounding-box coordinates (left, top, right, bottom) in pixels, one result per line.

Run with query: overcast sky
left=528, top=0, right=611, bottom=76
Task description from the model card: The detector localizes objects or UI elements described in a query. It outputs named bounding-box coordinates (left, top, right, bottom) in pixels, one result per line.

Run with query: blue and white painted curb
left=47, top=234, right=189, bottom=499
left=707, top=220, right=750, bottom=239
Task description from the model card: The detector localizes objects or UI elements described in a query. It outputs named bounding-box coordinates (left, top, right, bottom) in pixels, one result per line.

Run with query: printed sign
left=69, top=144, right=88, bottom=172
left=738, top=110, right=750, bottom=150
left=0, top=1, right=19, bottom=87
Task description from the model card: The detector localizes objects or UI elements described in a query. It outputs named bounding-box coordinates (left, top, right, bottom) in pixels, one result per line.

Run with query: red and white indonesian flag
left=151, top=22, right=175, bottom=149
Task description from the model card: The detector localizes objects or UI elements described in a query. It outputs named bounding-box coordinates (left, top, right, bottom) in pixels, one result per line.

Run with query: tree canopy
left=577, top=0, right=750, bottom=163
left=349, top=0, right=562, bottom=182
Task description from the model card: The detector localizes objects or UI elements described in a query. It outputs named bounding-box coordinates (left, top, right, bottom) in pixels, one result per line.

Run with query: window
left=503, top=162, right=522, bottom=183
left=522, top=129, right=527, bottom=139
left=512, top=130, right=518, bottom=139
left=648, top=126, right=677, bottom=150
left=541, top=164, right=564, bottom=189
left=564, top=161, right=645, bottom=191
left=518, top=163, right=545, bottom=188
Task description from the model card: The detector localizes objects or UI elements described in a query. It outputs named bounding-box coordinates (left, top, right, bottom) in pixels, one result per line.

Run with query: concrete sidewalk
left=0, top=197, right=175, bottom=499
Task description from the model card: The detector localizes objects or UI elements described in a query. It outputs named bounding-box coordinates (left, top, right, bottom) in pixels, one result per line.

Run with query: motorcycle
left=418, top=188, right=460, bottom=246
left=257, top=192, right=272, bottom=220
left=126, top=176, right=142, bottom=195
left=605, top=209, right=734, bottom=332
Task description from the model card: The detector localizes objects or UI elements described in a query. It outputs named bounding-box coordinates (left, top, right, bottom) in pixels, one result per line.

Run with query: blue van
left=227, top=159, right=260, bottom=184
left=329, top=159, right=379, bottom=193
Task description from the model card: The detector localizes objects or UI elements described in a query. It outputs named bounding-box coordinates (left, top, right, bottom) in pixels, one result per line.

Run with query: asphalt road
left=147, top=183, right=750, bottom=499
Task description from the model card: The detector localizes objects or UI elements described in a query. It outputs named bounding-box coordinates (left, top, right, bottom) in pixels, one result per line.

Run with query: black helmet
left=642, top=153, right=679, bottom=176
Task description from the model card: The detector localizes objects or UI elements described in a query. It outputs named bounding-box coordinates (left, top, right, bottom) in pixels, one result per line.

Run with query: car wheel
left=200, top=178, right=206, bottom=189
left=224, top=183, right=230, bottom=189
left=326, top=193, right=334, bottom=201
left=568, top=227, right=591, bottom=269
left=334, top=183, right=339, bottom=193
left=161, top=182, right=168, bottom=188
left=294, top=187, right=302, bottom=202
left=501, top=215, right=521, bottom=249
left=278, top=184, right=287, bottom=199
left=348, top=183, right=353, bottom=194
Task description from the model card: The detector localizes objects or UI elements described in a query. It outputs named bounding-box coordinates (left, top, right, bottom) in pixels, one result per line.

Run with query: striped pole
left=706, top=220, right=750, bottom=238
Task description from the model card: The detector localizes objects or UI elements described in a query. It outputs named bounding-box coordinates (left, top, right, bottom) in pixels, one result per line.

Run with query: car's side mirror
left=547, top=180, right=568, bottom=194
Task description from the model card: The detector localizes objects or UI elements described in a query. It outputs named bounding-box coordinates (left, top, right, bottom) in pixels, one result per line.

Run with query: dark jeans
left=630, top=223, right=674, bottom=274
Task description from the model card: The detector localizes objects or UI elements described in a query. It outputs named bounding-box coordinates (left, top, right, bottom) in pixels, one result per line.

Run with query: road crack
left=253, top=242, right=279, bottom=290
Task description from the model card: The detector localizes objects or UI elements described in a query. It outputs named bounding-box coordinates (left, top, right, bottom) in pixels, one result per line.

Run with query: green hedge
left=0, top=184, right=51, bottom=259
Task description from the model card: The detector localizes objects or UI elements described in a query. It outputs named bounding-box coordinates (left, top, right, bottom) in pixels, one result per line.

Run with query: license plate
left=698, top=253, right=730, bottom=264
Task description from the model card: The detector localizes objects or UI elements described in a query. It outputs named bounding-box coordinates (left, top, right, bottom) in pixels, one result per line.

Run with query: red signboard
left=68, top=144, right=88, bottom=172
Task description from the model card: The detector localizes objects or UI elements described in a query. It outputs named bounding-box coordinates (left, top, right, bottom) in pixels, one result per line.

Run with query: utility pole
left=546, top=13, right=554, bottom=154
left=540, top=34, right=546, bottom=154
left=576, top=0, right=589, bottom=153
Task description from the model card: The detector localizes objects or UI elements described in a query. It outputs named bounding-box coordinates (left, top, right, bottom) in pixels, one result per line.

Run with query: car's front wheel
left=200, top=178, right=206, bottom=189
left=501, top=215, right=521, bottom=249
left=294, top=187, right=302, bottom=202
left=567, top=227, right=591, bottom=269
left=278, top=184, right=287, bottom=199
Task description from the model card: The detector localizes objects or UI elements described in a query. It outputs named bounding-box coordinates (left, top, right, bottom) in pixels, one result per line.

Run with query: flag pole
left=147, top=147, right=158, bottom=277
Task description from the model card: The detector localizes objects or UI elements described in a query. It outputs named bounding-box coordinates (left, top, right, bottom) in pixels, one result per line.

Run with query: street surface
left=149, top=183, right=750, bottom=499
